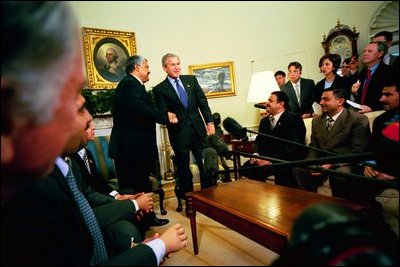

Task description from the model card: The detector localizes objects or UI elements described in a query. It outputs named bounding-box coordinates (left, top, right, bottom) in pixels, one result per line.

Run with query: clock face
left=329, top=35, right=353, bottom=63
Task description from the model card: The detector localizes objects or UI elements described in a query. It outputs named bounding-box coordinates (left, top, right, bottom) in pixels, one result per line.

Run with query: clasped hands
left=168, top=112, right=178, bottom=124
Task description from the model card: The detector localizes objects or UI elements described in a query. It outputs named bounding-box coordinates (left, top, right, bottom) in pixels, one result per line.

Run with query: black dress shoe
left=149, top=218, right=169, bottom=226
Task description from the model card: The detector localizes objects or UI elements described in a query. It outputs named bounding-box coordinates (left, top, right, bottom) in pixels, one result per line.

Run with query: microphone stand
left=218, top=150, right=398, bottom=189
left=245, top=128, right=337, bottom=156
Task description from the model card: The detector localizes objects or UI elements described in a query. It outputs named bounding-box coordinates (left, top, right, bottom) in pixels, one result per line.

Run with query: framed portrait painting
left=188, top=61, right=236, bottom=98
left=82, top=27, right=136, bottom=89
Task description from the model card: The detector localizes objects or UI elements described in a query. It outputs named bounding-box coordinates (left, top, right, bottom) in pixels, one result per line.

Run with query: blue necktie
left=65, top=158, right=108, bottom=265
left=175, top=79, right=188, bottom=108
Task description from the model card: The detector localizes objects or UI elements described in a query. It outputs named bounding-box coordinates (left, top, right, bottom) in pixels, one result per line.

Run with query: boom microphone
left=222, top=117, right=247, bottom=140
left=223, top=116, right=337, bottom=156
left=202, top=147, right=219, bottom=186
left=207, top=134, right=231, bottom=159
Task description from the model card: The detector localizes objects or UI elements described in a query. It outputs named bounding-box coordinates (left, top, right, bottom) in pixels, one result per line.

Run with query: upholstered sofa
left=86, top=136, right=167, bottom=215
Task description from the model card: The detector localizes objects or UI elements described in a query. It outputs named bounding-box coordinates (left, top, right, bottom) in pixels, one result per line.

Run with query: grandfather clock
left=322, top=19, right=359, bottom=64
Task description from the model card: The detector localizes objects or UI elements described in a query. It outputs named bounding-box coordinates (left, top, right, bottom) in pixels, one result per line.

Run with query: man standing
left=281, top=61, right=316, bottom=118
left=153, top=53, right=215, bottom=207
left=109, top=55, right=176, bottom=226
left=353, top=41, right=396, bottom=113
left=240, top=91, right=306, bottom=188
left=274, top=70, right=287, bottom=88
left=372, top=31, right=399, bottom=67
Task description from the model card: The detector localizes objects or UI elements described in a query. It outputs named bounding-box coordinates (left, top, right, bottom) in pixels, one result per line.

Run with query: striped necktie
left=83, top=150, right=91, bottom=174
left=326, top=117, right=334, bottom=132
left=269, top=115, right=276, bottom=129
left=65, top=158, right=108, bottom=265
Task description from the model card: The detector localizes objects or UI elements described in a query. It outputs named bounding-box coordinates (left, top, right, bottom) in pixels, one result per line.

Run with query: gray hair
left=161, top=53, right=180, bottom=67
left=369, top=41, right=388, bottom=57
left=125, top=55, right=146, bottom=74
left=1, top=2, right=79, bottom=125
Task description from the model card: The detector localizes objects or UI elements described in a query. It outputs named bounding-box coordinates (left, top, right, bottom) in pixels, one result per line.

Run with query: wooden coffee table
left=186, top=179, right=370, bottom=255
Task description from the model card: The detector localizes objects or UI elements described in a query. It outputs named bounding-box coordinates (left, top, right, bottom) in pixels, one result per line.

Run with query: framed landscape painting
left=188, top=61, right=236, bottom=98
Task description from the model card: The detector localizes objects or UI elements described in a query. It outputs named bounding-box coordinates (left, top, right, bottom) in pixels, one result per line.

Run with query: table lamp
left=247, top=71, right=281, bottom=109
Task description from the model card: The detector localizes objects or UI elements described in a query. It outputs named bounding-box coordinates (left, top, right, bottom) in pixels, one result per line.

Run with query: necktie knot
left=326, top=117, right=334, bottom=132
left=269, top=115, right=276, bottom=129
left=175, top=79, right=188, bottom=108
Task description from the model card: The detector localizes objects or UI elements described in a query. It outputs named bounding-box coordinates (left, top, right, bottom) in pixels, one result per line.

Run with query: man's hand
left=206, top=122, right=215, bottom=135
left=159, top=224, right=188, bottom=255
left=358, top=104, right=372, bottom=114
left=136, top=192, right=154, bottom=213
left=364, top=166, right=396, bottom=180
left=168, top=112, right=178, bottom=124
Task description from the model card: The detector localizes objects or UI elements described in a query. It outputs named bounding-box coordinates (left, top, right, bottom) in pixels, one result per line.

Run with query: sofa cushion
left=87, top=135, right=116, bottom=181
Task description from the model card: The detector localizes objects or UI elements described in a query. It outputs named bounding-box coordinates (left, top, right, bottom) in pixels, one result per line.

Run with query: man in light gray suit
left=281, top=61, right=316, bottom=118
left=293, top=87, right=372, bottom=201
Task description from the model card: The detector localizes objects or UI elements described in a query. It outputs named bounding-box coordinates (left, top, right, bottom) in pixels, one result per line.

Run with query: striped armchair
left=86, top=135, right=167, bottom=215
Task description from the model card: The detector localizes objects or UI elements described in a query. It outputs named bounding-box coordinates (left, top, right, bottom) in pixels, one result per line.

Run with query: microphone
left=202, top=147, right=219, bottom=186
left=207, top=134, right=232, bottom=160
left=223, top=116, right=337, bottom=156
left=254, top=103, right=267, bottom=109
left=222, top=117, right=247, bottom=140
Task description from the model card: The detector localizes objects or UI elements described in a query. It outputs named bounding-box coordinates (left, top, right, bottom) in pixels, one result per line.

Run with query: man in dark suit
left=240, top=91, right=306, bottom=187
left=71, top=121, right=154, bottom=244
left=293, top=87, right=372, bottom=202
left=2, top=92, right=188, bottom=265
left=153, top=53, right=215, bottom=204
left=364, top=78, right=399, bottom=181
left=372, top=31, right=399, bottom=67
left=281, top=61, right=316, bottom=118
left=353, top=41, right=396, bottom=113
left=109, top=55, right=178, bottom=226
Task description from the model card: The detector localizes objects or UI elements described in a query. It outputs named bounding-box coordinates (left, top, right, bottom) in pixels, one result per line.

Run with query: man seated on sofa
left=65, top=108, right=156, bottom=254
left=239, top=91, right=306, bottom=188
left=72, top=121, right=169, bottom=232
left=364, top=78, right=399, bottom=181
left=293, top=87, right=374, bottom=203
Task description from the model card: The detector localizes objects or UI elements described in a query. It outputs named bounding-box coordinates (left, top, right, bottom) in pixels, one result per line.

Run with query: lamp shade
left=247, top=71, right=280, bottom=103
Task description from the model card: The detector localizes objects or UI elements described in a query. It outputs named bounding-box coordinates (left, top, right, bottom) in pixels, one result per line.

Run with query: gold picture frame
left=188, top=61, right=236, bottom=98
left=82, top=27, right=136, bottom=89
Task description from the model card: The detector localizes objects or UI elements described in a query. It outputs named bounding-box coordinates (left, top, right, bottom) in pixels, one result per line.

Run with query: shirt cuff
left=109, top=190, right=119, bottom=197
left=131, top=199, right=139, bottom=211
left=146, top=238, right=166, bottom=265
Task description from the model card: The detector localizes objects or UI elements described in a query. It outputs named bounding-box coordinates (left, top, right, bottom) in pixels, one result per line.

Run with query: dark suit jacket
left=70, top=154, right=137, bottom=226
left=314, top=75, right=352, bottom=103
left=153, top=75, right=213, bottom=149
left=355, top=62, right=396, bottom=111
left=308, top=108, right=371, bottom=159
left=255, top=110, right=306, bottom=161
left=72, top=148, right=114, bottom=196
left=281, top=78, right=315, bottom=116
left=371, top=111, right=399, bottom=177
left=108, top=74, right=169, bottom=160
left=1, top=165, right=157, bottom=266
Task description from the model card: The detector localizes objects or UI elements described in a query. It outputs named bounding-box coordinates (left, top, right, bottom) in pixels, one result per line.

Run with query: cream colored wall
left=70, top=1, right=384, bottom=128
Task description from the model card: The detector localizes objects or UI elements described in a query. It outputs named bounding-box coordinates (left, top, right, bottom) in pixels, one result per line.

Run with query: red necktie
left=360, top=69, right=372, bottom=105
